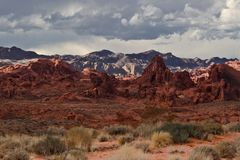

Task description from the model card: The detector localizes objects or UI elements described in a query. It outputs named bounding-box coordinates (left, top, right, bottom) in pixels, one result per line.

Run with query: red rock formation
left=226, top=60, right=240, bottom=72
left=0, top=56, right=239, bottom=104
left=136, top=56, right=173, bottom=85
left=172, top=71, right=195, bottom=90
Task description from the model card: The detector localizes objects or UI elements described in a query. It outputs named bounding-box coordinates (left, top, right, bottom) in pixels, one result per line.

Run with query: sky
left=0, top=0, right=240, bottom=59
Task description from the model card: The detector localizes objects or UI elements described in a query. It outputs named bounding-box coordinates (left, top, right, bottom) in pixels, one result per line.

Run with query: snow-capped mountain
left=0, top=46, right=238, bottom=76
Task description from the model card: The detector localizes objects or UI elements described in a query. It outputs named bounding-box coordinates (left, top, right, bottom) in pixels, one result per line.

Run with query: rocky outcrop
left=136, top=56, right=173, bottom=85
left=0, top=59, right=81, bottom=99
left=172, top=71, right=195, bottom=90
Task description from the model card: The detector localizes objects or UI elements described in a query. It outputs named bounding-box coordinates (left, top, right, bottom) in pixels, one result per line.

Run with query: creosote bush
left=151, top=132, right=173, bottom=148
left=215, top=141, right=236, bottom=158
left=65, top=127, right=92, bottom=151
left=33, top=136, right=66, bottom=156
left=105, top=125, right=132, bottom=136
left=189, top=146, right=220, bottom=160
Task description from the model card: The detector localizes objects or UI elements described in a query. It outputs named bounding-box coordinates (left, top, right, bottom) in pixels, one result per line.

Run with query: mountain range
left=0, top=46, right=238, bottom=76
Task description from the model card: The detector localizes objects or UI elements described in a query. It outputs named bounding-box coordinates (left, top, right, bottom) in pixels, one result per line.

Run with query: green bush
left=156, top=123, right=208, bottom=143
left=33, top=136, right=66, bottom=156
left=118, top=134, right=134, bottom=145
left=65, top=127, right=92, bottom=151
left=157, top=123, right=190, bottom=144
left=105, top=125, right=132, bottom=136
left=3, top=149, right=29, bottom=160
left=184, top=124, right=205, bottom=139
left=151, top=132, right=173, bottom=148
left=215, top=141, right=236, bottom=158
left=189, top=146, right=220, bottom=160
left=203, top=122, right=223, bottom=135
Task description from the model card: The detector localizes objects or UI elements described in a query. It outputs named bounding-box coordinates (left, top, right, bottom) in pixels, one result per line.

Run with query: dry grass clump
left=33, top=136, right=66, bottom=156
left=107, top=145, right=149, bottom=160
left=97, top=132, right=111, bottom=142
left=234, top=138, right=240, bottom=156
left=3, top=149, right=29, bottom=160
left=151, top=132, right=173, bottom=148
left=134, top=142, right=150, bottom=153
left=134, top=122, right=163, bottom=138
left=189, top=146, right=220, bottom=160
left=223, top=123, right=240, bottom=133
left=65, top=127, right=92, bottom=151
left=0, top=135, right=39, bottom=158
left=215, top=141, right=236, bottom=158
left=118, top=134, right=134, bottom=145
left=202, top=122, right=223, bottom=135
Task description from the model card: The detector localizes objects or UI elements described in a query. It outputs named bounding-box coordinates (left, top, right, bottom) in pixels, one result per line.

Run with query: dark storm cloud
left=0, top=0, right=235, bottom=40
left=0, top=0, right=240, bottom=59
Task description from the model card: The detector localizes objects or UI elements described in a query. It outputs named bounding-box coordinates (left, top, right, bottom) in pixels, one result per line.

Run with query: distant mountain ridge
left=0, top=46, right=238, bottom=76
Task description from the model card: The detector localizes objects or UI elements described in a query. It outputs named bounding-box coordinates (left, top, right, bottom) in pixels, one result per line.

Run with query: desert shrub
left=118, top=134, right=134, bottom=145
left=215, top=141, right=236, bottom=158
left=65, top=127, right=92, bottom=151
left=4, top=149, right=29, bottom=160
left=203, top=122, right=223, bottom=135
left=33, top=136, right=66, bottom=156
left=158, top=123, right=190, bottom=144
left=0, top=139, right=21, bottom=150
left=105, top=125, right=132, bottom=136
left=134, top=122, right=162, bottom=138
left=151, top=132, right=173, bottom=148
left=89, top=128, right=99, bottom=139
left=134, top=142, right=150, bottom=153
left=184, top=124, right=206, bottom=139
left=189, top=146, right=220, bottom=160
left=223, top=123, right=240, bottom=133
left=107, top=145, right=149, bottom=160
left=97, top=133, right=111, bottom=142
